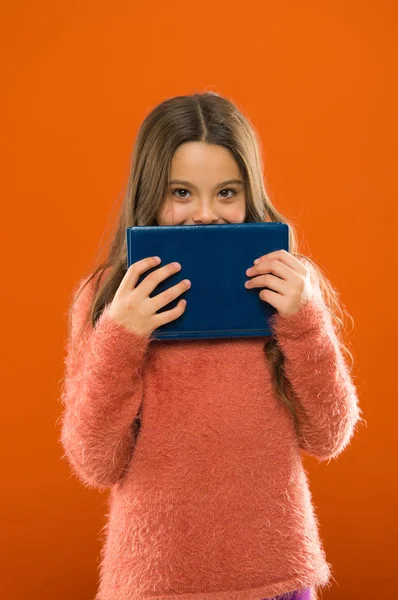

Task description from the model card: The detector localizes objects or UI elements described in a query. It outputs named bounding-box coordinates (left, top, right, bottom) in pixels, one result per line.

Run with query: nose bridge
left=194, top=195, right=218, bottom=220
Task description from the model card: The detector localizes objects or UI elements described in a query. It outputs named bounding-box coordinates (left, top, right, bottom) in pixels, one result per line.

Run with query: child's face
left=155, top=141, right=247, bottom=226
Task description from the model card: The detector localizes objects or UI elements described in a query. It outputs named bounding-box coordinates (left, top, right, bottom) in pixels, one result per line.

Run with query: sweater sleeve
left=59, top=273, right=151, bottom=490
left=268, top=258, right=365, bottom=462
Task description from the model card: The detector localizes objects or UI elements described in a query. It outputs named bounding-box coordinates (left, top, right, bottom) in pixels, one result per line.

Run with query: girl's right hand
left=108, top=257, right=191, bottom=338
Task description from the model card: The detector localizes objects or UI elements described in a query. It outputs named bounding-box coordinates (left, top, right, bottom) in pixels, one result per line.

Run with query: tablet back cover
left=126, top=222, right=289, bottom=340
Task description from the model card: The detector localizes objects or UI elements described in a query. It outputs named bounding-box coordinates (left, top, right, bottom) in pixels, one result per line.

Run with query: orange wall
left=1, top=2, right=395, bottom=598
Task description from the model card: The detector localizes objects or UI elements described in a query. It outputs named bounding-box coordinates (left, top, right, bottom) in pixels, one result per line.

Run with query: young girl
left=59, top=92, right=364, bottom=600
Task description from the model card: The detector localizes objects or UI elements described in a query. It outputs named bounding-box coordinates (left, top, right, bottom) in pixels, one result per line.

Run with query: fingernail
left=254, top=259, right=259, bottom=264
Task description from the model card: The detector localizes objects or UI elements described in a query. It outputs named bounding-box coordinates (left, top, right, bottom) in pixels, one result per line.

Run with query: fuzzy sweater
left=59, top=261, right=363, bottom=600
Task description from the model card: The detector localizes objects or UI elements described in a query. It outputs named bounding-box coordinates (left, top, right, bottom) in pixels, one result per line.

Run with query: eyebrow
left=168, top=179, right=243, bottom=189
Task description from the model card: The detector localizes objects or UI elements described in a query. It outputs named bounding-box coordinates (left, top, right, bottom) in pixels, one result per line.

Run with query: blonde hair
left=70, top=91, right=356, bottom=439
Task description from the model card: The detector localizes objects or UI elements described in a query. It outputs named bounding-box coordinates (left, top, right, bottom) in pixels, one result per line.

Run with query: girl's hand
left=108, top=257, right=191, bottom=338
left=244, top=249, right=314, bottom=319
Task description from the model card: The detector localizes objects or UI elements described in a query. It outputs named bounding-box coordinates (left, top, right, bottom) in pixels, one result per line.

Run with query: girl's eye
left=171, top=188, right=237, bottom=200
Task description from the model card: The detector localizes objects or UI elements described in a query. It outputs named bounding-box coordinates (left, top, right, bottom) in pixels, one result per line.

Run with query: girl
left=59, top=92, right=364, bottom=600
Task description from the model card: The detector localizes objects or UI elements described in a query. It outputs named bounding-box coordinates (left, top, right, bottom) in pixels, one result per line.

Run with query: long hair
left=69, top=91, right=356, bottom=439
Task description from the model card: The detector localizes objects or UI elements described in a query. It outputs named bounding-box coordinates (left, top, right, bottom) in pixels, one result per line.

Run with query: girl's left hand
left=244, top=249, right=314, bottom=319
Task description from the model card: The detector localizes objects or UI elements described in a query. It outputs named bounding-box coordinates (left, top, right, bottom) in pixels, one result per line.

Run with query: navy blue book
left=126, top=222, right=289, bottom=341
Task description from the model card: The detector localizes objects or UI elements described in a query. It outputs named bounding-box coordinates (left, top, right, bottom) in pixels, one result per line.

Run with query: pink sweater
left=59, top=262, right=363, bottom=600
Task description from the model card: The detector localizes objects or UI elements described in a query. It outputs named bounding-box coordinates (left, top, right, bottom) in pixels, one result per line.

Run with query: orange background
left=1, top=2, right=396, bottom=598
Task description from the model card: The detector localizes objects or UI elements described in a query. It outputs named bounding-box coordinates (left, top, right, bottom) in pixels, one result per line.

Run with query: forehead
left=170, top=142, right=241, bottom=178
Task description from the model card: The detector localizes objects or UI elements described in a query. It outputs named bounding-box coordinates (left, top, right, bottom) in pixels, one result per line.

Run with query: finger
left=246, top=274, right=287, bottom=294
left=119, top=257, right=162, bottom=293
left=254, top=250, right=307, bottom=275
left=152, top=298, right=187, bottom=328
left=150, top=278, right=191, bottom=312
left=259, top=288, right=282, bottom=310
left=137, top=261, right=183, bottom=299
left=254, top=249, right=288, bottom=265
left=249, top=259, right=293, bottom=281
